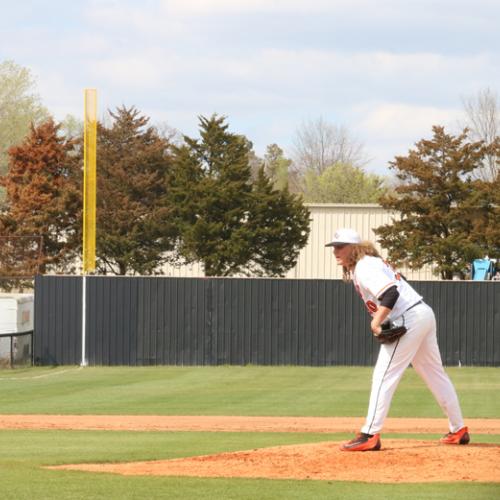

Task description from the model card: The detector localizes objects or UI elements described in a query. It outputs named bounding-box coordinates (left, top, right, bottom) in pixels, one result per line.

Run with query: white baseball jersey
left=353, top=256, right=422, bottom=320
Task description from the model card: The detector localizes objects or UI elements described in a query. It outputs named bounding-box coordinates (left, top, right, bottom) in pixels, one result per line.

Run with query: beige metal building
left=161, top=204, right=437, bottom=280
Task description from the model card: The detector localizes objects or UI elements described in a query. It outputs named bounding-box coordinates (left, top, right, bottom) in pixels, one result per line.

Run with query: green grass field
left=1, top=366, right=499, bottom=499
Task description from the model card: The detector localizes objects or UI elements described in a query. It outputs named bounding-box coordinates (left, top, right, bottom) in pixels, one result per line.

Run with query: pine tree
left=375, top=126, right=491, bottom=279
left=467, top=141, right=500, bottom=260
left=246, top=167, right=310, bottom=276
left=94, top=106, right=175, bottom=275
left=168, top=115, right=310, bottom=276
left=0, top=119, right=80, bottom=276
left=485, top=140, right=500, bottom=256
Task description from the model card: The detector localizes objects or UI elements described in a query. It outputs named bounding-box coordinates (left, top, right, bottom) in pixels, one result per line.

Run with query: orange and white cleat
left=440, top=426, right=470, bottom=445
left=340, top=432, right=381, bottom=451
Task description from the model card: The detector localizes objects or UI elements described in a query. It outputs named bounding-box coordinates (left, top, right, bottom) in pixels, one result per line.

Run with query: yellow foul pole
left=82, top=89, right=97, bottom=366
left=83, top=89, right=97, bottom=273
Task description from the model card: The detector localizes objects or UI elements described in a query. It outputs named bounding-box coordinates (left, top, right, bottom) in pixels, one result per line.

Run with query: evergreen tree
left=487, top=142, right=500, bottom=254
left=0, top=119, right=80, bottom=276
left=467, top=139, right=500, bottom=259
left=375, top=126, right=490, bottom=279
left=168, top=115, right=310, bottom=276
left=246, top=167, right=310, bottom=276
left=95, top=106, right=176, bottom=275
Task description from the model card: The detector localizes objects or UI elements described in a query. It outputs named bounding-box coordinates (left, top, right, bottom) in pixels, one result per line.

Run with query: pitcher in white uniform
left=326, top=228, right=469, bottom=451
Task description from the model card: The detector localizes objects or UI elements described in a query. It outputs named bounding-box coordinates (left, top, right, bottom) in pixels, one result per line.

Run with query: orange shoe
left=440, top=426, right=470, bottom=445
left=340, top=432, right=381, bottom=451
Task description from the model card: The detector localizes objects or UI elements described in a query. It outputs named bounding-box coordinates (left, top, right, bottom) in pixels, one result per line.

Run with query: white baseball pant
left=362, top=302, right=465, bottom=435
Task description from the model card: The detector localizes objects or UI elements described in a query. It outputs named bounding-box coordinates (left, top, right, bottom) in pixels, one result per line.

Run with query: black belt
left=404, top=300, right=423, bottom=313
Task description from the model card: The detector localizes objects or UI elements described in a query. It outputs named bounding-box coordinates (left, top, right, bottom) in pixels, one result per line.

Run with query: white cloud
left=352, top=102, right=467, bottom=174
left=358, top=103, right=463, bottom=139
left=3, top=0, right=499, bottom=177
left=36, top=70, right=83, bottom=120
left=159, top=0, right=495, bottom=18
left=90, top=55, right=170, bottom=89
left=84, top=1, right=186, bottom=39
left=161, top=0, right=333, bottom=15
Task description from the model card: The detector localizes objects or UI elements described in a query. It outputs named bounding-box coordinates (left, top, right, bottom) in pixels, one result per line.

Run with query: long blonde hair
left=342, top=241, right=381, bottom=282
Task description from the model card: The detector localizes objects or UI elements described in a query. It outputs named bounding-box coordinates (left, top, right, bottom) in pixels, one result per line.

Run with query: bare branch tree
left=290, top=116, right=367, bottom=175
left=462, top=88, right=499, bottom=181
left=153, top=121, right=184, bottom=146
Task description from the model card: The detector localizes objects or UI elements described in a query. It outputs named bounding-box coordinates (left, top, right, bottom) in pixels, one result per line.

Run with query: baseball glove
left=375, top=321, right=407, bottom=344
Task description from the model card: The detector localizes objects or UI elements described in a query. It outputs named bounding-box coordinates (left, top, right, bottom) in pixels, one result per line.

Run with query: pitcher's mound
left=49, top=439, right=500, bottom=483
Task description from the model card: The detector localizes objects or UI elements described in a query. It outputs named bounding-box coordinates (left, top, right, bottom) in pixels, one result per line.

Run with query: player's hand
left=371, top=320, right=382, bottom=336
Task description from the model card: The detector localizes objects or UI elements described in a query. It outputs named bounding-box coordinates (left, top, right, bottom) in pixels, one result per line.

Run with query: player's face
left=333, top=244, right=351, bottom=267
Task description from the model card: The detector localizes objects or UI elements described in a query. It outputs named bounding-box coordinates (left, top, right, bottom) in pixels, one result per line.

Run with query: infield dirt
left=2, top=415, right=498, bottom=483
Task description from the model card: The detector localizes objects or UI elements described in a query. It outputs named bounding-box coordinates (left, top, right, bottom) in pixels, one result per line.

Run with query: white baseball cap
left=325, top=228, right=362, bottom=247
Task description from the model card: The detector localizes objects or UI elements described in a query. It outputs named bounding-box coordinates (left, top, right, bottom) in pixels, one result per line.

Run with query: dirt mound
left=49, top=439, right=500, bottom=483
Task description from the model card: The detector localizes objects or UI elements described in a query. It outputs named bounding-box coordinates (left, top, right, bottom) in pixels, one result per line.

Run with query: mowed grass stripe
left=0, top=366, right=498, bottom=417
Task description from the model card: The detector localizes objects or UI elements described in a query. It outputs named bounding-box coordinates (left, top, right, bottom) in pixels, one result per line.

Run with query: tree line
left=0, top=59, right=499, bottom=280
left=0, top=108, right=310, bottom=277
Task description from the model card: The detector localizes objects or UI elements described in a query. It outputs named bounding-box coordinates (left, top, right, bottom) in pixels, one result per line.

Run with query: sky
left=1, top=0, right=499, bottom=175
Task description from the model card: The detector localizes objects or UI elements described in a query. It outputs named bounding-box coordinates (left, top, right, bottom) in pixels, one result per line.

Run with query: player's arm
left=371, top=286, right=399, bottom=335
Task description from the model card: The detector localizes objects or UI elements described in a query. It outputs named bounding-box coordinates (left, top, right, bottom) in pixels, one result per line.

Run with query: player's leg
left=360, top=333, right=419, bottom=436
left=410, top=305, right=468, bottom=441
left=341, top=343, right=412, bottom=450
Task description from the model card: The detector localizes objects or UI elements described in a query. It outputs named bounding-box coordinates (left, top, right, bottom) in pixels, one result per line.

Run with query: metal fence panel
left=411, top=281, right=500, bottom=366
left=34, top=275, right=82, bottom=365
left=34, top=276, right=500, bottom=367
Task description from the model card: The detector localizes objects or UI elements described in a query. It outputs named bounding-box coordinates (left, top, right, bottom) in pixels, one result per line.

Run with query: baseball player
left=326, top=228, right=469, bottom=451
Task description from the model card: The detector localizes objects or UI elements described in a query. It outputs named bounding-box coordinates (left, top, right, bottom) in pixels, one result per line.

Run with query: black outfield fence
left=34, top=276, right=500, bottom=367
